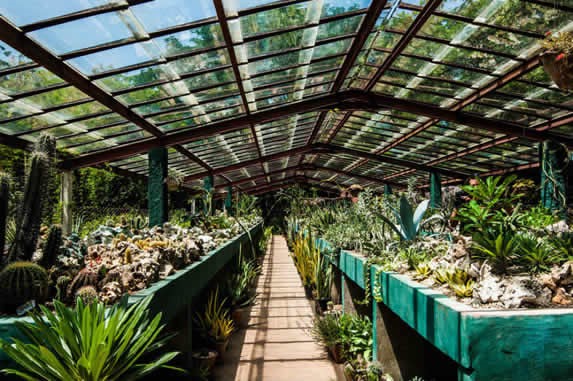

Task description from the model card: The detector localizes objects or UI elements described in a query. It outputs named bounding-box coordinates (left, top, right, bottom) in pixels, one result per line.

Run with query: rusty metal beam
left=331, top=0, right=388, bottom=92
left=365, top=0, right=443, bottom=92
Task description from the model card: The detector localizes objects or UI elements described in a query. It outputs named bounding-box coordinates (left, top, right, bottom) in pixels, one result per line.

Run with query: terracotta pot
left=541, top=52, right=573, bottom=90
left=328, top=343, right=345, bottom=364
left=191, top=349, right=218, bottom=372
left=231, top=306, right=251, bottom=329
left=215, top=339, right=229, bottom=363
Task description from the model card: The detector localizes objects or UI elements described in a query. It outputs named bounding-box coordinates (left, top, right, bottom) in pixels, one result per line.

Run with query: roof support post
left=148, top=147, right=168, bottom=227
left=204, top=175, right=214, bottom=216
left=540, top=141, right=569, bottom=219
left=60, top=170, right=73, bottom=236
left=225, top=185, right=233, bottom=215
left=384, top=184, right=392, bottom=196
left=429, top=171, right=442, bottom=209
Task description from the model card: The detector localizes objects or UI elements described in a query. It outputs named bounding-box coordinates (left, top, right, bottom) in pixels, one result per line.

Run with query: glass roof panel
left=0, top=0, right=113, bottom=26
left=131, top=0, right=217, bottom=32
left=28, top=12, right=135, bottom=55
left=68, top=41, right=161, bottom=75
left=239, top=2, right=310, bottom=38
left=154, top=24, right=225, bottom=57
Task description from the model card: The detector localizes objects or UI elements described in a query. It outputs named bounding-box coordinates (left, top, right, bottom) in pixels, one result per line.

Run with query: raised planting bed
left=326, top=243, right=573, bottom=381
left=0, top=222, right=262, bottom=369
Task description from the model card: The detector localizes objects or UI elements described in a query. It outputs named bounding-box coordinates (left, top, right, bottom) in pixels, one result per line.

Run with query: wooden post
left=540, top=140, right=568, bottom=218
left=429, top=171, right=442, bottom=209
left=225, top=185, right=233, bottom=215
left=204, top=175, right=214, bottom=215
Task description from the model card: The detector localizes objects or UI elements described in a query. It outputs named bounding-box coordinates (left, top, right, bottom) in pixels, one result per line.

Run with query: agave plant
left=380, top=196, right=433, bottom=241
left=0, top=296, right=181, bottom=381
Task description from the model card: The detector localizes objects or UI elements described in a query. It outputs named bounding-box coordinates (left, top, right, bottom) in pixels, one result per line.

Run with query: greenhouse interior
left=0, top=0, right=572, bottom=380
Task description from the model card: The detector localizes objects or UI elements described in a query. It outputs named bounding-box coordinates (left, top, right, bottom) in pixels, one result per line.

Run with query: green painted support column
left=429, top=171, right=442, bottom=209
left=204, top=175, right=214, bottom=215
left=384, top=184, right=392, bottom=195
left=224, top=185, right=233, bottom=215
left=148, top=147, right=168, bottom=227
left=540, top=140, right=569, bottom=218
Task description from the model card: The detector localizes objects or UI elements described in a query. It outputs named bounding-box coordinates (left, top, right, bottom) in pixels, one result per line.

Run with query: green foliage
left=226, top=256, right=258, bottom=309
left=195, top=288, right=234, bottom=343
left=380, top=196, right=430, bottom=241
left=292, top=232, right=320, bottom=288
left=0, top=172, right=9, bottom=260
left=8, top=152, right=50, bottom=262
left=40, top=225, right=63, bottom=269
left=35, top=133, right=58, bottom=225
left=414, top=263, right=432, bottom=280
left=315, top=254, right=332, bottom=300
left=516, top=234, right=563, bottom=273
left=472, top=229, right=520, bottom=273
left=521, top=206, right=559, bottom=229
left=310, top=313, right=342, bottom=348
left=0, top=261, right=49, bottom=308
left=338, top=314, right=373, bottom=361
left=548, top=232, right=573, bottom=260
left=398, top=247, right=428, bottom=270
left=0, top=296, right=181, bottom=381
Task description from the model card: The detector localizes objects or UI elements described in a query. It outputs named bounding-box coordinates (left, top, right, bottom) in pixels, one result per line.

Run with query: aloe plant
left=0, top=296, right=181, bottom=381
left=380, top=196, right=432, bottom=241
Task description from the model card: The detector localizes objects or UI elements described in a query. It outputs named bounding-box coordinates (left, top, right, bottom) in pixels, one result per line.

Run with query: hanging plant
left=540, top=31, right=573, bottom=90
left=166, top=169, right=184, bottom=191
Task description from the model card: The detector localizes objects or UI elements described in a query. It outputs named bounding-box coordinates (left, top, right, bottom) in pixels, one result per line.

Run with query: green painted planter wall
left=324, top=244, right=573, bottom=381
left=0, top=223, right=262, bottom=369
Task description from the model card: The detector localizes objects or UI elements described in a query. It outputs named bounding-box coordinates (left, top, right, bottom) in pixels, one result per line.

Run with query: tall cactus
left=35, top=133, right=57, bottom=225
left=0, top=173, right=9, bottom=262
left=40, top=224, right=62, bottom=268
left=8, top=152, right=49, bottom=262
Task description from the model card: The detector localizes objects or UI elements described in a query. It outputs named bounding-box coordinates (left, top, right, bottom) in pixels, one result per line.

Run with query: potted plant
left=541, top=31, right=573, bottom=90
left=191, top=348, right=218, bottom=374
left=0, top=296, right=182, bottom=380
left=226, top=258, right=258, bottom=329
left=314, top=254, right=333, bottom=314
left=310, top=313, right=346, bottom=364
left=292, top=232, right=319, bottom=299
left=195, top=288, right=235, bottom=362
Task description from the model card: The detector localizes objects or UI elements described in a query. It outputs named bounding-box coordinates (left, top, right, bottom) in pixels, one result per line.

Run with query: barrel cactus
left=40, top=225, right=63, bottom=269
left=67, top=268, right=98, bottom=299
left=8, top=152, right=50, bottom=262
left=0, top=261, right=49, bottom=309
left=75, top=285, right=98, bottom=305
left=0, top=172, right=9, bottom=261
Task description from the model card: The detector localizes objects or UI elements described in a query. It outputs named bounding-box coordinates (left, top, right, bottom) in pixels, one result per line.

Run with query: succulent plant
left=0, top=261, right=49, bottom=308
left=8, top=152, right=50, bottom=262
left=67, top=268, right=98, bottom=299
left=0, top=172, right=9, bottom=262
left=75, top=285, right=98, bottom=305
left=55, top=275, right=71, bottom=301
left=40, top=225, right=63, bottom=269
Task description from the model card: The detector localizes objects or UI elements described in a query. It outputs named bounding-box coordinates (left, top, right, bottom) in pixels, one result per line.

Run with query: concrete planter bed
left=0, top=223, right=263, bottom=370
left=322, top=240, right=573, bottom=381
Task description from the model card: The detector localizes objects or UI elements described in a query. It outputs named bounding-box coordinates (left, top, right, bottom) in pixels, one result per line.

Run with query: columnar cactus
left=0, top=172, right=9, bottom=261
left=55, top=275, right=71, bottom=302
left=0, top=261, right=49, bottom=308
left=35, top=133, right=57, bottom=224
left=8, top=152, right=49, bottom=262
left=40, top=225, right=63, bottom=269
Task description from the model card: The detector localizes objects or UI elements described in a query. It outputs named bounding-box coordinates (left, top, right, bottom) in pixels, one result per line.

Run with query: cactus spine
left=67, top=268, right=98, bottom=299
left=35, top=133, right=57, bottom=225
left=75, top=285, right=98, bottom=305
left=8, top=152, right=50, bottom=262
left=40, top=225, right=63, bottom=269
left=55, top=275, right=71, bottom=301
left=0, top=173, right=9, bottom=262
left=0, top=261, right=49, bottom=307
